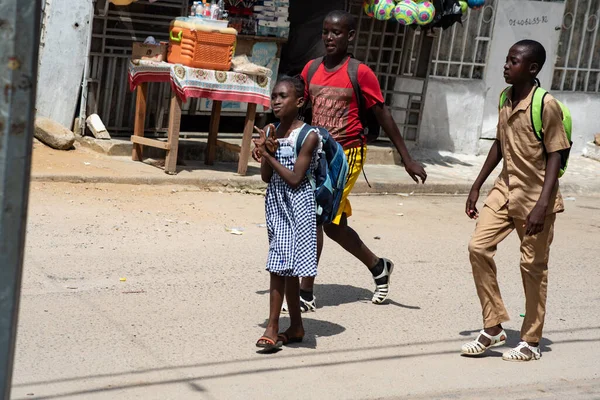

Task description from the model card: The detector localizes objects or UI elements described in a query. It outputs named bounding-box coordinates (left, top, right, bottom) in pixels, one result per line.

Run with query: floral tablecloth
left=128, top=60, right=271, bottom=108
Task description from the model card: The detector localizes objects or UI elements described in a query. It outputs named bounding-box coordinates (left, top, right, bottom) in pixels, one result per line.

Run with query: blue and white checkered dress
left=265, top=125, right=321, bottom=278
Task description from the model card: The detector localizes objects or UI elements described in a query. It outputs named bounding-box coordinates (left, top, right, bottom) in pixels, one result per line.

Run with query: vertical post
left=132, top=82, right=148, bottom=161
left=0, top=0, right=42, bottom=398
left=238, top=102, right=257, bottom=176
left=164, top=90, right=182, bottom=175
left=205, top=100, right=222, bottom=165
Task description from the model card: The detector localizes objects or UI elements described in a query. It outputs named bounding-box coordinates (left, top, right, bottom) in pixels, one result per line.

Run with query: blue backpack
left=294, top=124, right=349, bottom=225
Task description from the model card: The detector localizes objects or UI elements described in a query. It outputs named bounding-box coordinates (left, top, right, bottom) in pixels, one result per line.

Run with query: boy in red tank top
left=285, top=10, right=427, bottom=313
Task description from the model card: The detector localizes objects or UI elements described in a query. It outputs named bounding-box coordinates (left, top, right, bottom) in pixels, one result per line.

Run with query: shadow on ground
left=256, top=283, right=420, bottom=310
left=257, top=317, right=346, bottom=350
left=12, top=326, right=600, bottom=400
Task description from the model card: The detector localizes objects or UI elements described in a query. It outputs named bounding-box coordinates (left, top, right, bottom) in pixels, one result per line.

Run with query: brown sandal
left=256, top=336, right=282, bottom=351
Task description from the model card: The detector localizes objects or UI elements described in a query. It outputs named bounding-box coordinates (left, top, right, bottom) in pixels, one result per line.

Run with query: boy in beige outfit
left=461, top=40, right=571, bottom=362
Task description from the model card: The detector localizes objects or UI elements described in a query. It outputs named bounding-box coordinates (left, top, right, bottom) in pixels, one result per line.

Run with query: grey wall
left=36, top=0, right=92, bottom=129
left=554, top=92, right=600, bottom=153
left=419, top=80, right=600, bottom=155
left=420, top=78, right=485, bottom=154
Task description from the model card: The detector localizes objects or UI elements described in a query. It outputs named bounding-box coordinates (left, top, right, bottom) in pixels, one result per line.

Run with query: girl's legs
left=283, top=276, right=305, bottom=338
left=261, top=272, right=286, bottom=341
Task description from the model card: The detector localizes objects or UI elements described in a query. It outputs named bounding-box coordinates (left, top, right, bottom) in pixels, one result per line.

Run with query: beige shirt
left=485, top=87, right=571, bottom=220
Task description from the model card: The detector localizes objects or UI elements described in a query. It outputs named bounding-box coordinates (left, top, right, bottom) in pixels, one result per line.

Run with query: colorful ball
left=467, top=0, right=485, bottom=7
left=363, top=0, right=374, bottom=17
left=393, top=0, right=418, bottom=25
left=459, top=0, right=468, bottom=14
left=372, top=0, right=395, bottom=20
left=416, top=1, right=435, bottom=25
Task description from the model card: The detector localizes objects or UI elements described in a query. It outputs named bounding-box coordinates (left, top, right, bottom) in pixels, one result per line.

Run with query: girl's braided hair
left=274, top=74, right=305, bottom=99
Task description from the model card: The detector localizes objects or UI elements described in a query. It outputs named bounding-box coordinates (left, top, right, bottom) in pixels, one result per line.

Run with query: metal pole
left=0, top=0, right=42, bottom=398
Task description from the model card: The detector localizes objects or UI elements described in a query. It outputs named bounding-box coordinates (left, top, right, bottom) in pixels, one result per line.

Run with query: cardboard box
left=132, top=42, right=168, bottom=62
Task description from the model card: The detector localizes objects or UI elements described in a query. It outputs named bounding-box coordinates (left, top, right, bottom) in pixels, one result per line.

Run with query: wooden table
left=128, top=61, right=271, bottom=175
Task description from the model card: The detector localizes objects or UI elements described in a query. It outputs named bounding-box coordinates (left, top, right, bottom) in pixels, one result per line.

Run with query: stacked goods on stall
left=255, top=0, right=290, bottom=38
left=226, top=0, right=257, bottom=35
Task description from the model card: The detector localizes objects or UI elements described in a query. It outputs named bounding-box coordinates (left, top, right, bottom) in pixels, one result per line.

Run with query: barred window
left=429, top=1, right=496, bottom=79
left=552, top=0, right=600, bottom=92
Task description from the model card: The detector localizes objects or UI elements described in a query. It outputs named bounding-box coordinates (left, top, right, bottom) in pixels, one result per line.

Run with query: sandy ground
left=10, top=182, right=600, bottom=399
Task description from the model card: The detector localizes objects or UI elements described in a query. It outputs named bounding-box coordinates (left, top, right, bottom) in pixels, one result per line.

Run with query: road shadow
left=458, top=328, right=554, bottom=358
left=256, top=283, right=420, bottom=310
left=257, top=317, right=346, bottom=350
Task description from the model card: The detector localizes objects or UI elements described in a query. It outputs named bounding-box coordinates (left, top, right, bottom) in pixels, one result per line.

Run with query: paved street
left=11, top=182, right=600, bottom=399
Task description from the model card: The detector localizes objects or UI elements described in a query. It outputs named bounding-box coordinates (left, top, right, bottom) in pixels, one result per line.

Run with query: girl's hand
left=252, top=146, right=262, bottom=163
left=263, top=124, right=279, bottom=155
left=252, top=125, right=268, bottom=162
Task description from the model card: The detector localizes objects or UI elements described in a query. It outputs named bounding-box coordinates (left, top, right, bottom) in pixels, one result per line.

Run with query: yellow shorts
left=332, top=146, right=366, bottom=225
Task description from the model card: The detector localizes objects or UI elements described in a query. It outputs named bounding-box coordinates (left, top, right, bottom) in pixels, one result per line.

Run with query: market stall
left=122, top=0, right=290, bottom=174
left=128, top=60, right=270, bottom=175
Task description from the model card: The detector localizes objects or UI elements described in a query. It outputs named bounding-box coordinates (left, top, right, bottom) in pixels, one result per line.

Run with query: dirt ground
left=10, top=182, right=600, bottom=399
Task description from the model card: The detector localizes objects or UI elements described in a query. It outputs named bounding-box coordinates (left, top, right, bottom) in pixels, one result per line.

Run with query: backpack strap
left=498, top=87, right=510, bottom=110
left=347, top=58, right=366, bottom=127
left=306, top=57, right=324, bottom=88
left=294, top=123, right=316, bottom=158
left=530, top=87, right=547, bottom=143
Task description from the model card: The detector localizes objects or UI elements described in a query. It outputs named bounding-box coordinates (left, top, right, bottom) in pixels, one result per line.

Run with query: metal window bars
left=348, top=0, right=434, bottom=142
left=429, top=0, right=497, bottom=79
left=552, top=0, right=600, bottom=92
left=82, top=0, right=187, bottom=136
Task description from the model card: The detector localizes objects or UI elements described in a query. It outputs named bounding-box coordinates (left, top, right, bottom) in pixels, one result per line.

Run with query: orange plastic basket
left=168, top=20, right=237, bottom=71
left=193, top=31, right=236, bottom=71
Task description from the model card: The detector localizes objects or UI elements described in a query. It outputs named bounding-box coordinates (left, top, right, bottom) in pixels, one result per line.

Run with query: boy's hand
left=465, top=187, right=480, bottom=219
left=525, top=204, right=546, bottom=235
left=404, top=160, right=427, bottom=184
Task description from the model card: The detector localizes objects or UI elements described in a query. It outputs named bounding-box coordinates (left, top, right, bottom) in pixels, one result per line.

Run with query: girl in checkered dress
left=252, top=76, right=321, bottom=352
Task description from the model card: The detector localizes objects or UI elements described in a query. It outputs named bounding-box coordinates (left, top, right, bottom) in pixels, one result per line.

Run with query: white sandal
left=372, top=258, right=394, bottom=304
left=461, top=329, right=507, bottom=356
left=502, top=341, right=541, bottom=362
left=281, top=295, right=317, bottom=314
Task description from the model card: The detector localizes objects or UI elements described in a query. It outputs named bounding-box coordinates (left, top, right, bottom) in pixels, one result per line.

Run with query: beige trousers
left=468, top=204, right=556, bottom=343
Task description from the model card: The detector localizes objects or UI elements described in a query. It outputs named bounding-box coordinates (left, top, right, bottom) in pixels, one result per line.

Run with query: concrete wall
left=554, top=92, right=600, bottom=153
left=36, top=0, right=92, bottom=129
left=419, top=78, right=486, bottom=154
left=481, top=0, right=565, bottom=139
left=417, top=0, right=599, bottom=156
left=419, top=79, right=600, bottom=155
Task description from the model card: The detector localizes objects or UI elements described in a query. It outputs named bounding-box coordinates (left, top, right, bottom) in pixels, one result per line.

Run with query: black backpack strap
left=347, top=58, right=366, bottom=127
left=346, top=58, right=373, bottom=188
left=306, top=57, right=324, bottom=88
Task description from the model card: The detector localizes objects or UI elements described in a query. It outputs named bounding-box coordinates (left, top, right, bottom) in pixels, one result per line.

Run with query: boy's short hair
left=324, top=10, right=356, bottom=31
left=514, top=40, right=547, bottom=70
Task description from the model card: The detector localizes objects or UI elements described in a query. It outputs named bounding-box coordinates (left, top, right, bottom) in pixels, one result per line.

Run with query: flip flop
left=278, top=332, right=304, bottom=345
left=256, top=336, right=282, bottom=351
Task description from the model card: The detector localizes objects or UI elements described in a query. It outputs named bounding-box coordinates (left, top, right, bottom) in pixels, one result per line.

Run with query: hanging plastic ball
left=416, top=1, right=435, bottom=25
left=363, top=0, right=375, bottom=17
left=393, top=0, right=418, bottom=25
left=372, top=0, right=396, bottom=20
left=467, top=0, right=485, bottom=7
left=459, top=0, right=468, bottom=14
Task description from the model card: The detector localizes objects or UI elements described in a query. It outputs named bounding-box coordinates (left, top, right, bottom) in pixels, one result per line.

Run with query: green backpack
left=499, top=86, right=573, bottom=177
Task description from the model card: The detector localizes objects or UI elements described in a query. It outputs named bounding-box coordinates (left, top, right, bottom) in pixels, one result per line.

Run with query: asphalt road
left=11, top=182, right=600, bottom=399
